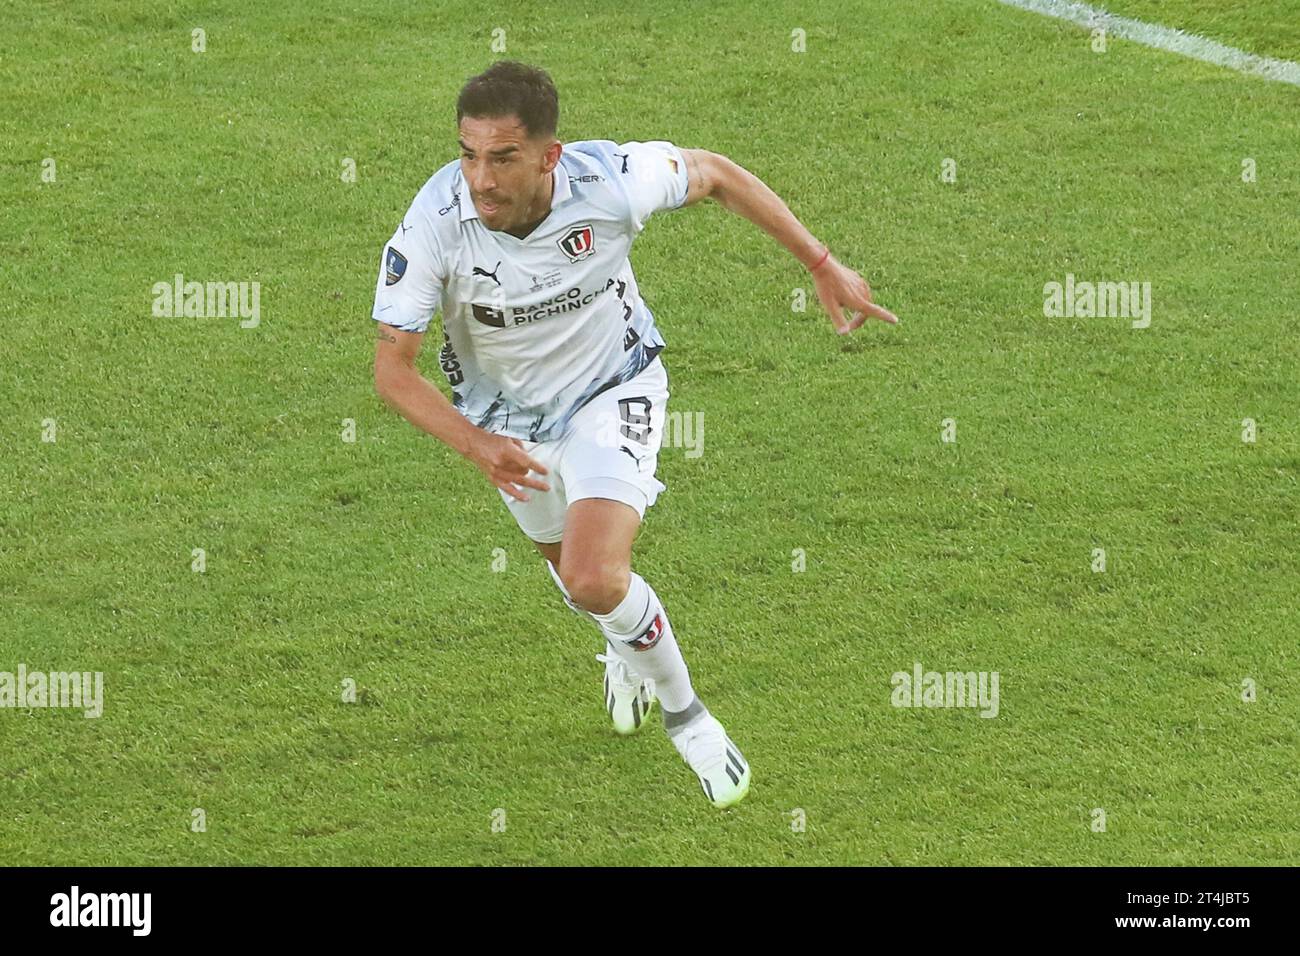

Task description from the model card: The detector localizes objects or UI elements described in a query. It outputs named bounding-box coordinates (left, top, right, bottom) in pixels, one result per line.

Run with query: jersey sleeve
left=615, top=140, right=690, bottom=233
left=371, top=207, right=445, bottom=334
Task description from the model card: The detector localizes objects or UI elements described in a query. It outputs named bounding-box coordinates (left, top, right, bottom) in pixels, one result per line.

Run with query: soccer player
left=372, top=61, right=897, bottom=809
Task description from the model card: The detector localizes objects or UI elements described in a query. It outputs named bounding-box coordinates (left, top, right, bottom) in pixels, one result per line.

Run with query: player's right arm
left=372, top=200, right=548, bottom=500
left=373, top=325, right=550, bottom=502
left=372, top=324, right=476, bottom=457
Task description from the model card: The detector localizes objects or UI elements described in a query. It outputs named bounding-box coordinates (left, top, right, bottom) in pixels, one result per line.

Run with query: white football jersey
left=372, top=139, right=689, bottom=442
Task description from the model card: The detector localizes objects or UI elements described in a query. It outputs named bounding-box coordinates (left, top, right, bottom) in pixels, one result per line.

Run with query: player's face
left=458, top=115, right=558, bottom=232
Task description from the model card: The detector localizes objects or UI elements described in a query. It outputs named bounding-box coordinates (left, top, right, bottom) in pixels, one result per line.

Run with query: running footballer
left=372, top=61, right=897, bottom=808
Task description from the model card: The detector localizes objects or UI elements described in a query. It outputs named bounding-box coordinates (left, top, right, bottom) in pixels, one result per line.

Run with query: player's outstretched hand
left=812, top=253, right=899, bottom=333
left=466, top=431, right=551, bottom=502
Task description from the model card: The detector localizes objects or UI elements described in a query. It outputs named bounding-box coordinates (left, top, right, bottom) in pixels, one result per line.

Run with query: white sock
left=589, top=572, right=695, bottom=712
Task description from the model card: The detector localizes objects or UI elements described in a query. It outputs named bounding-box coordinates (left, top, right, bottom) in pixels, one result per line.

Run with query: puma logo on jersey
left=473, top=260, right=502, bottom=285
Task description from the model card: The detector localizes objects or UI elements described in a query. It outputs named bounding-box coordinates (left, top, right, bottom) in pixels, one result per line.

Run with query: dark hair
left=456, top=61, right=559, bottom=139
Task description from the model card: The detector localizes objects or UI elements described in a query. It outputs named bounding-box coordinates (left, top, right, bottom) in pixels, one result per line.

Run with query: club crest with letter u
left=557, top=223, right=596, bottom=262
left=626, top=613, right=665, bottom=652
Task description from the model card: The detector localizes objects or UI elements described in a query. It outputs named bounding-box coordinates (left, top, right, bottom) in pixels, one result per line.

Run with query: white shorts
left=499, top=358, right=670, bottom=544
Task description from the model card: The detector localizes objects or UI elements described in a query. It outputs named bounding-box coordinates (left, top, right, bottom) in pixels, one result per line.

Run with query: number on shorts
left=618, top=396, right=652, bottom=445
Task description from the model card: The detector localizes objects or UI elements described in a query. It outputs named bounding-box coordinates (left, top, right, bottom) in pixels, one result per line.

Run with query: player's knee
left=560, top=564, right=629, bottom=615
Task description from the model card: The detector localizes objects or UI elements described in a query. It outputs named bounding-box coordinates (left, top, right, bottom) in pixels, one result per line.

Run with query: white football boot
left=668, top=707, right=751, bottom=809
left=596, top=645, right=656, bottom=735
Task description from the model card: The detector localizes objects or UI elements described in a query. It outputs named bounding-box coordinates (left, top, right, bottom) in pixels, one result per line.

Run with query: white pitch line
left=995, top=0, right=1300, bottom=87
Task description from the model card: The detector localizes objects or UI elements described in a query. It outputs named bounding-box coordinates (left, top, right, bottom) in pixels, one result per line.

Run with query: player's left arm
left=679, top=148, right=898, bottom=333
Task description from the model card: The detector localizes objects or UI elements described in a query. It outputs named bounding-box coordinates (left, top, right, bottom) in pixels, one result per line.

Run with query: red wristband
left=809, top=246, right=831, bottom=272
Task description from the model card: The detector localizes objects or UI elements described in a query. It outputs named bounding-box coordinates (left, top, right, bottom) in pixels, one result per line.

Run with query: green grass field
left=2, top=0, right=1297, bottom=865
